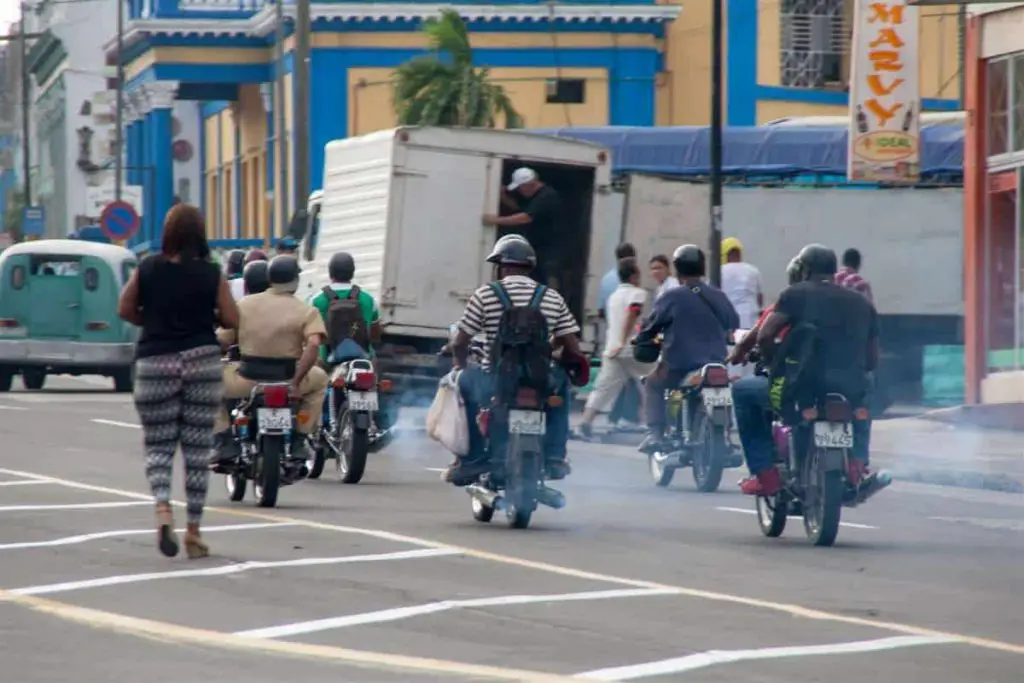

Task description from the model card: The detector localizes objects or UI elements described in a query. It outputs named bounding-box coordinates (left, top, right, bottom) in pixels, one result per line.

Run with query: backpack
left=321, top=285, right=370, bottom=351
left=488, top=282, right=551, bottom=405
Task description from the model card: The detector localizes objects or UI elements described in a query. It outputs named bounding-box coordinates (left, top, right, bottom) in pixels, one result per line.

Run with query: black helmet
left=328, top=251, right=355, bottom=282
left=486, top=235, right=537, bottom=268
left=794, top=244, right=837, bottom=281
left=245, top=248, right=268, bottom=264
left=225, top=249, right=246, bottom=278
left=786, top=257, right=802, bottom=285
left=672, top=244, right=705, bottom=277
left=242, top=260, right=270, bottom=295
left=267, top=254, right=301, bottom=286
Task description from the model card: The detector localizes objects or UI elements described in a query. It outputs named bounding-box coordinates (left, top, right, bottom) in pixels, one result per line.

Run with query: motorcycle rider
left=224, top=249, right=247, bottom=301
left=734, top=244, right=879, bottom=496
left=308, top=251, right=382, bottom=363
left=634, top=245, right=739, bottom=453
left=445, top=236, right=583, bottom=485
left=242, top=259, right=270, bottom=296
left=212, top=255, right=328, bottom=466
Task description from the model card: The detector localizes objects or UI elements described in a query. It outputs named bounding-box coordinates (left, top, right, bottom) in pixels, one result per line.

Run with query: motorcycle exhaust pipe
left=851, top=470, right=892, bottom=507
left=536, top=485, right=565, bottom=510
left=466, top=483, right=504, bottom=510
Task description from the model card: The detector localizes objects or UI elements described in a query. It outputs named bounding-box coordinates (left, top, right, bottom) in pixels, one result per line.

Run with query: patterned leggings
left=132, top=345, right=223, bottom=525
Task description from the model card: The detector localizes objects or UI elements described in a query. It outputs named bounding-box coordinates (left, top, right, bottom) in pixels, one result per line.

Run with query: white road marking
left=573, top=635, right=961, bottom=680
left=11, top=547, right=460, bottom=596
left=0, top=501, right=151, bottom=512
left=0, top=480, right=50, bottom=487
left=1, top=466, right=1022, bottom=658
left=234, top=587, right=678, bottom=640
left=91, top=418, right=141, bottom=429
left=929, top=516, right=1024, bottom=533
left=0, top=522, right=297, bottom=551
left=0, top=404, right=27, bottom=410
left=715, top=506, right=879, bottom=530
left=424, top=467, right=447, bottom=473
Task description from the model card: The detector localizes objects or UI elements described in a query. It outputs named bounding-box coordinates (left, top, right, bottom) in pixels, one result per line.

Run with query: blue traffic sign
left=21, top=206, right=45, bottom=237
left=100, top=200, right=140, bottom=241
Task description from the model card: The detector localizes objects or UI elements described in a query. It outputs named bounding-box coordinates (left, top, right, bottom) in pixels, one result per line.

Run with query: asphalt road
left=0, top=376, right=1021, bottom=683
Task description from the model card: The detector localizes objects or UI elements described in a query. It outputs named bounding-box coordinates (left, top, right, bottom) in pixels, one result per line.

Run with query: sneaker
left=546, top=458, right=572, bottom=481
left=638, top=432, right=664, bottom=454
left=739, top=467, right=783, bottom=496
left=573, top=422, right=594, bottom=441
left=442, top=458, right=491, bottom=486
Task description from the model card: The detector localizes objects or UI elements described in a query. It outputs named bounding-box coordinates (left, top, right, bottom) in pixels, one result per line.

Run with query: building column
left=963, top=16, right=986, bottom=404
left=129, top=89, right=152, bottom=248
left=146, top=81, right=178, bottom=246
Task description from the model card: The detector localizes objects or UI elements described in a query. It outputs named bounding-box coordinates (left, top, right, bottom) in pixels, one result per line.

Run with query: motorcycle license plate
left=702, top=387, right=732, bottom=408
left=509, top=409, right=546, bottom=435
left=813, top=421, right=853, bottom=448
left=257, top=408, right=292, bottom=431
left=349, top=391, right=379, bottom=412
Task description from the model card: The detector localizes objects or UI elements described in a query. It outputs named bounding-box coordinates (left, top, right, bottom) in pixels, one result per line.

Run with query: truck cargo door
left=383, top=153, right=500, bottom=335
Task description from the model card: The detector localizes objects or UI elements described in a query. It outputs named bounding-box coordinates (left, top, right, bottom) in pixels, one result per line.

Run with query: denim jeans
left=457, top=365, right=571, bottom=465
left=732, top=374, right=873, bottom=476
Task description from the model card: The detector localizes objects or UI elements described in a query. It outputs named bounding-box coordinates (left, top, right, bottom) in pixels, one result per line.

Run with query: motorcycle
left=465, top=377, right=566, bottom=529
left=646, top=362, right=745, bottom=492
left=755, top=384, right=892, bottom=547
left=307, top=344, right=394, bottom=484
left=222, top=380, right=309, bottom=508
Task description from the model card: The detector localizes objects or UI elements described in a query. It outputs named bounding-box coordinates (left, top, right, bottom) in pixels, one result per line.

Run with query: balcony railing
left=167, top=0, right=660, bottom=18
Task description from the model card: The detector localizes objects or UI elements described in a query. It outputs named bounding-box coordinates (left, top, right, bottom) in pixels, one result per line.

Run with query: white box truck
left=294, top=126, right=615, bottom=399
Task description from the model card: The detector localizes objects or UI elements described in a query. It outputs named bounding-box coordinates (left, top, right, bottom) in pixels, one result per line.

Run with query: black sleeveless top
left=135, top=254, right=221, bottom=359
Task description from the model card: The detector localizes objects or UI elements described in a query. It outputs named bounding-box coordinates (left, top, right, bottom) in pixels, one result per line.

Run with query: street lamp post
left=708, top=0, right=724, bottom=287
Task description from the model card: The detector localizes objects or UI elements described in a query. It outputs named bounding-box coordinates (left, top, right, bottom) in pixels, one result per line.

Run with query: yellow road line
left=1, top=466, right=1022, bottom=660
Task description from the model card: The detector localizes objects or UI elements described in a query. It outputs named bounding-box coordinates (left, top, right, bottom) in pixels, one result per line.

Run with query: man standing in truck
left=482, top=167, right=562, bottom=287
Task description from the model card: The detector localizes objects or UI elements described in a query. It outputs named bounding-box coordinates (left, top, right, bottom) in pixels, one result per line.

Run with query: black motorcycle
left=308, top=351, right=394, bottom=484
left=220, top=356, right=309, bottom=507
left=465, top=375, right=566, bottom=530
left=645, top=362, right=744, bottom=492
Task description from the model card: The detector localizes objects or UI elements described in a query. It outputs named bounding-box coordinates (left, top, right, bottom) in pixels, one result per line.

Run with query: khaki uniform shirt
left=218, top=290, right=326, bottom=358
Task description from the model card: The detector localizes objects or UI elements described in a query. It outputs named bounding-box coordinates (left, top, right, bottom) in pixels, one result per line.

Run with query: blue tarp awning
left=531, top=125, right=964, bottom=179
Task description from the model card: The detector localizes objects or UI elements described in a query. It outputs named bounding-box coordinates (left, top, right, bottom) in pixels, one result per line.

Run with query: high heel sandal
left=156, top=505, right=179, bottom=558
left=184, top=532, right=209, bottom=559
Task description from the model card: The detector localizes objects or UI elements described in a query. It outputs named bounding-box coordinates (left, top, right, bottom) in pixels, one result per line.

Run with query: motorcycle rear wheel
left=693, top=418, right=726, bottom=493
left=337, top=409, right=369, bottom=484
left=803, top=448, right=844, bottom=547
left=307, top=435, right=326, bottom=480
left=253, top=436, right=282, bottom=508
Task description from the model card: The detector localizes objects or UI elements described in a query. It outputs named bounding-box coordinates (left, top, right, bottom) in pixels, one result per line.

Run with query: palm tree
left=392, top=9, right=522, bottom=128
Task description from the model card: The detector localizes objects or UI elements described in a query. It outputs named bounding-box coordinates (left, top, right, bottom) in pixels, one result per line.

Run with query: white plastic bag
left=426, top=370, right=469, bottom=456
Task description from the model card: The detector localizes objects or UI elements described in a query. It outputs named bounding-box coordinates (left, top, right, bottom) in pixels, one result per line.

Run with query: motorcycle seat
left=329, top=339, right=370, bottom=364
left=238, top=356, right=296, bottom=382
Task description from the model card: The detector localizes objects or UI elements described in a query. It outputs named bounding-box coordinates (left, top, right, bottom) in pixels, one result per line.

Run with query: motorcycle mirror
left=286, top=209, right=308, bottom=239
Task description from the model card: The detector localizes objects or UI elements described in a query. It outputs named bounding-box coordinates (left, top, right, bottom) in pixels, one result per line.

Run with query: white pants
left=585, top=355, right=650, bottom=413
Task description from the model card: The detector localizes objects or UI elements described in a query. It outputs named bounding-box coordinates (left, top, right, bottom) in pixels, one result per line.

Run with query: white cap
left=507, top=167, right=538, bottom=191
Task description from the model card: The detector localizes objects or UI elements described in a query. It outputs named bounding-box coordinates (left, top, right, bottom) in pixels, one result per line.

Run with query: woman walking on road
left=117, top=204, right=239, bottom=559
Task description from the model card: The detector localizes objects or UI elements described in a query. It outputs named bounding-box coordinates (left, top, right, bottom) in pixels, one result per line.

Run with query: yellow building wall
left=756, top=4, right=962, bottom=101
left=659, top=0, right=713, bottom=125
left=756, top=100, right=850, bottom=123
left=348, top=67, right=609, bottom=137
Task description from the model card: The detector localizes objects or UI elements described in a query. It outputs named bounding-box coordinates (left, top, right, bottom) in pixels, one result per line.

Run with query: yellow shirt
left=218, top=290, right=326, bottom=358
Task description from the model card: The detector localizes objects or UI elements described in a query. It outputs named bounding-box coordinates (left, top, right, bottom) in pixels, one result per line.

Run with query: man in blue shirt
left=634, top=245, right=739, bottom=452
left=598, top=243, right=637, bottom=317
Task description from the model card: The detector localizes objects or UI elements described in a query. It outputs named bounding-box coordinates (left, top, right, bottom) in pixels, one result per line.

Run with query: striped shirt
left=834, top=266, right=873, bottom=303
left=457, top=275, right=580, bottom=370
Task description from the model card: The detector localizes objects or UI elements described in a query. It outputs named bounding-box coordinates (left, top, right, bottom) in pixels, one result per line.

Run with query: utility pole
left=114, top=0, right=124, bottom=201
left=293, top=0, right=310, bottom=211
left=19, top=2, right=32, bottom=207
left=708, top=0, right=724, bottom=288
left=274, top=0, right=287, bottom=238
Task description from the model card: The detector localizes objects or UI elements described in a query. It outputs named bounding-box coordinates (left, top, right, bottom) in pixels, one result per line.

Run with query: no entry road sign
left=100, top=200, right=141, bottom=241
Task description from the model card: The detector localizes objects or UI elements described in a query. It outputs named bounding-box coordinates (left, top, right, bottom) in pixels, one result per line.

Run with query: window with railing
left=779, top=0, right=851, bottom=89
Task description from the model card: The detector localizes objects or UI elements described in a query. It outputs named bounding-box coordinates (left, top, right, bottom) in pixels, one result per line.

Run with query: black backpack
left=322, top=285, right=370, bottom=350
left=489, top=282, right=551, bottom=405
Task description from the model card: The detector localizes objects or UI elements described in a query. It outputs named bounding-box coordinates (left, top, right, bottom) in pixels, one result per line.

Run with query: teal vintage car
left=0, top=240, right=138, bottom=392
